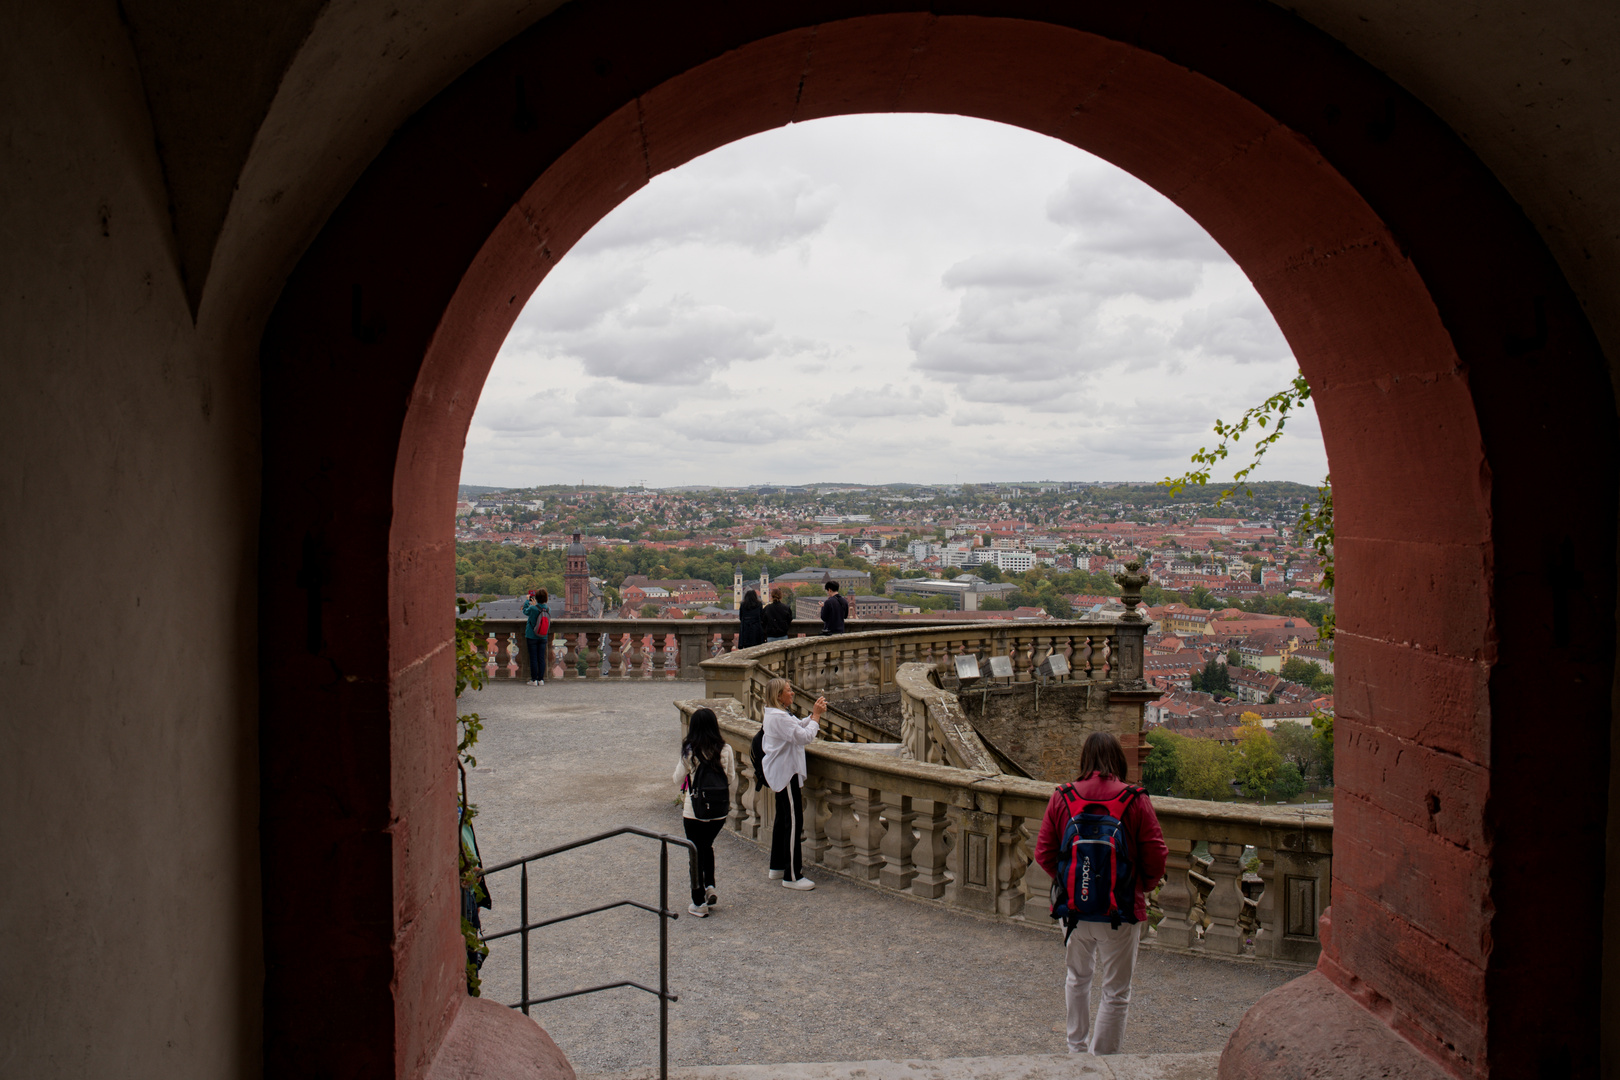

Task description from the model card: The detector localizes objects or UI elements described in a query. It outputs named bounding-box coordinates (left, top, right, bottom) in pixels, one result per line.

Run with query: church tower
left=760, top=568, right=770, bottom=598
left=564, top=533, right=590, bottom=617
left=733, top=569, right=743, bottom=607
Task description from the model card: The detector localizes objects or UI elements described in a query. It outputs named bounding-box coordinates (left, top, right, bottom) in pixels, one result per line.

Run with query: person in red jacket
left=1034, top=732, right=1168, bottom=1056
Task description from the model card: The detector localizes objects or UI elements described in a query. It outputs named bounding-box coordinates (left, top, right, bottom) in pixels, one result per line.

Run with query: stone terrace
left=463, top=680, right=1301, bottom=1078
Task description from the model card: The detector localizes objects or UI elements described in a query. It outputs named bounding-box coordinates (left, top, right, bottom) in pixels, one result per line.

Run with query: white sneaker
left=781, top=877, right=816, bottom=891
left=705, top=887, right=718, bottom=909
left=767, top=869, right=785, bottom=880
left=686, top=902, right=708, bottom=917
left=537, top=679, right=545, bottom=685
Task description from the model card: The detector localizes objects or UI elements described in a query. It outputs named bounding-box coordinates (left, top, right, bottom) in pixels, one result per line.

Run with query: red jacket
left=1034, top=772, right=1169, bottom=923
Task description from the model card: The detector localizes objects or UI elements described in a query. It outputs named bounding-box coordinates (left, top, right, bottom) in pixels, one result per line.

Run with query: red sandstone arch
left=260, top=4, right=1614, bottom=1078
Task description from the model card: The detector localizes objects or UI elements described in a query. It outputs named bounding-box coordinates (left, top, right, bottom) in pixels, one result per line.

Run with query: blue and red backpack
left=1050, top=783, right=1143, bottom=939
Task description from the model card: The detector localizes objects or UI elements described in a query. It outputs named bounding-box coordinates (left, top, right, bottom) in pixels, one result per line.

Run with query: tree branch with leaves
left=455, top=597, right=489, bottom=994
left=1162, top=370, right=1334, bottom=649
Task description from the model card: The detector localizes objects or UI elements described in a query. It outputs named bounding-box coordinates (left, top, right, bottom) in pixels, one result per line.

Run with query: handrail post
left=520, top=861, right=530, bottom=1015
left=659, top=840, right=669, bottom=1080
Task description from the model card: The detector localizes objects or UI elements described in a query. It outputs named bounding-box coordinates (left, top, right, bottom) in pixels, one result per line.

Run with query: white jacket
left=672, top=744, right=736, bottom=820
left=761, top=706, right=819, bottom=791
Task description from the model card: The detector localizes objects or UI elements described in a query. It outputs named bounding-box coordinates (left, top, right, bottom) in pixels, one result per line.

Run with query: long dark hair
left=1078, top=731, right=1130, bottom=782
left=682, top=707, right=725, bottom=764
left=739, top=589, right=761, bottom=613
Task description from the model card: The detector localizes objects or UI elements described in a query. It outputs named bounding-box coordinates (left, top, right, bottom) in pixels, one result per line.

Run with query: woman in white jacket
left=673, top=707, right=736, bottom=917
left=761, top=677, right=825, bottom=890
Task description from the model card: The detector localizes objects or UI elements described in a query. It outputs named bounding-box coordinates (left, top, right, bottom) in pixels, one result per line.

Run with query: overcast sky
left=464, top=113, right=1328, bottom=489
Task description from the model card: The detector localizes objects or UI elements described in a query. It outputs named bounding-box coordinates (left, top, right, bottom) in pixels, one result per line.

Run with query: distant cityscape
left=455, top=478, right=1335, bottom=742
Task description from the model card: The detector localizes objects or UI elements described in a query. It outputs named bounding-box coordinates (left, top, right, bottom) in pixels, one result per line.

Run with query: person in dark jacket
left=761, top=587, right=794, bottom=641
left=819, top=580, right=849, bottom=634
left=1034, top=732, right=1168, bottom=1056
left=737, top=589, right=766, bottom=648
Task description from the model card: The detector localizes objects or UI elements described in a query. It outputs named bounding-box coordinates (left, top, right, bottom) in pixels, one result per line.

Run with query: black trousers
left=682, top=816, right=726, bottom=905
left=769, top=775, right=805, bottom=881
left=525, top=636, right=547, bottom=681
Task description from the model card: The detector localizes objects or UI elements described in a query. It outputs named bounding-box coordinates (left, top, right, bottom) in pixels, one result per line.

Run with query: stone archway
left=258, top=4, right=1614, bottom=1078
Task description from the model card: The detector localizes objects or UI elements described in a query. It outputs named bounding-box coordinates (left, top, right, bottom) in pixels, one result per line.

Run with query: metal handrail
left=478, top=825, right=697, bottom=1080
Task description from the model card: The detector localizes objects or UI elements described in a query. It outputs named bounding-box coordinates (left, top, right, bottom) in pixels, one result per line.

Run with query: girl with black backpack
left=672, top=707, right=736, bottom=917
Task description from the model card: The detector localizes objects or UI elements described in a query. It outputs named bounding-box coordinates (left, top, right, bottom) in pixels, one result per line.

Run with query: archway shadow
left=259, top=6, right=1614, bottom=1078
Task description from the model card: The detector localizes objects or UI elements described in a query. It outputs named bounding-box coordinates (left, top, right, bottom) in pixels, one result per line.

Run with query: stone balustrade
left=699, top=618, right=1152, bottom=776
left=477, top=617, right=948, bottom=681
left=678, top=696, right=1332, bottom=965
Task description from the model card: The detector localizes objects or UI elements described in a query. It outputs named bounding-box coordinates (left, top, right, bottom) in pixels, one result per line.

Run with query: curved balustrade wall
left=700, top=618, right=1156, bottom=780
left=678, top=697, right=1331, bottom=965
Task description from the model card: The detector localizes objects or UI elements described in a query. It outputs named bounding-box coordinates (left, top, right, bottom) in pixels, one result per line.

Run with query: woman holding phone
left=760, top=676, right=825, bottom=890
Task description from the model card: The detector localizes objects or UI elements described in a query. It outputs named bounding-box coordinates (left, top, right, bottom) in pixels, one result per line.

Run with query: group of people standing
left=734, top=579, right=850, bottom=648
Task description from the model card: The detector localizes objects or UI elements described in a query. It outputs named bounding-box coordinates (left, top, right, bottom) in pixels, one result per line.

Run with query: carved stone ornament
left=1115, top=560, right=1151, bottom=621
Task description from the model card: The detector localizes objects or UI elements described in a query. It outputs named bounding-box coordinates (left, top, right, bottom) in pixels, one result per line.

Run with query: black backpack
left=749, top=728, right=767, bottom=791
left=689, top=753, right=731, bottom=819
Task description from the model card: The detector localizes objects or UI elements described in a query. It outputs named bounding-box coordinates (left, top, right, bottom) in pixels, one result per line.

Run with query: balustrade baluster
left=1153, top=837, right=1199, bottom=948
left=549, top=636, right=564, bottom=680
left=483, top=634, right=498, bottom=680
left=1201, top=842, right=1247, bottom=954
left=1030, top=635, right=1051, bottom=680
left=878, top=793, right=917, bottom=892
left=1014, top=634, right=1034, bottom=683
left=1049, top=634, right=1070, bottom=681
left=493, top=631, right=514, bottom=680
left=585, top=632, right=603, bottom=679
left=562, top=633, right=580, bottom=679
left=820, top=781, right=854, bottom=871
left=802, top=775, right=829, bottom=865
left=910, top=799, right=950, bottom=899
left=848, top=785, right=886, bottom=882
left=996, top=816, right=1032, bottom=917
left=1101, top=634, right=1115, bottom=679
left=1237, top=845, right=1270, bottom=954
left=732, top=747, right=762, bottom=839
left=606, top=632, right=625, bottom=678
left=625, top=632, right=645, bottom=679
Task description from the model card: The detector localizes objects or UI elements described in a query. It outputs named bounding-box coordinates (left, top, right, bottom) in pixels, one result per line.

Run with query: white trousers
left=1065, top=919, right=1142, bottom=1054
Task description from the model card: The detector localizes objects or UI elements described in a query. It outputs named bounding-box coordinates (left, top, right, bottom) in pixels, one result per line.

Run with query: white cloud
left=576, top=169, right=837, bottom=256
left=463, top=113, right=1327, bottom=487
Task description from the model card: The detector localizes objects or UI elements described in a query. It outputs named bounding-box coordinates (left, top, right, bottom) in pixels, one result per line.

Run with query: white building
left=990, top=549, right=1036, bottom=573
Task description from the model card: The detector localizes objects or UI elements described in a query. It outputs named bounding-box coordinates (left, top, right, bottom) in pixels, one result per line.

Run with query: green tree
left=1178, top=738, right=1237, bottom=799
left=640, top=604, right=660, bottom=618
left=1143, top=729, right=1183, bottom=796
left=1191, top=657, right=1231, bottom=696
left=1188, top=585, right=1216, bottom=609
left=1280, top=657, right=1324, bottom=686
left=1312, top=711, right=1335, bottom=786
left=1270, top=761, right=1306, bottom=800
left=1234, top=723, right=1282, bottom=798
left=1270, top=720, right=1318, bottom=778
left=978, top=596, right=1010, bottom=610
left=1227, top=648, right=1242, bottom=666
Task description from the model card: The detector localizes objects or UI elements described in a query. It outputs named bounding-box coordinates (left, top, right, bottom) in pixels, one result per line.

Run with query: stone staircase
left=584, top=1051, right=1220, bottom=1080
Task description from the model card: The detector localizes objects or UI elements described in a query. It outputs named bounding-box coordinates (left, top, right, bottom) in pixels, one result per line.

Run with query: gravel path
left=463, top=680, right=1300, bottom=1077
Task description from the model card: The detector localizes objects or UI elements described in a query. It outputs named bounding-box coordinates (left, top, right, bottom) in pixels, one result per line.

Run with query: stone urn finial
left=1115, top=560, right=1150, bottom=621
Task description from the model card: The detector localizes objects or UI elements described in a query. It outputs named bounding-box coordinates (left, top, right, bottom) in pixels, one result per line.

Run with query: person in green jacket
left=521, top=589, right=550, bottom=685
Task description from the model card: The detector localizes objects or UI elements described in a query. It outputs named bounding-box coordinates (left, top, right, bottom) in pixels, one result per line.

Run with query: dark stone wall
left=957, top=684, right=1135, bottom=783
